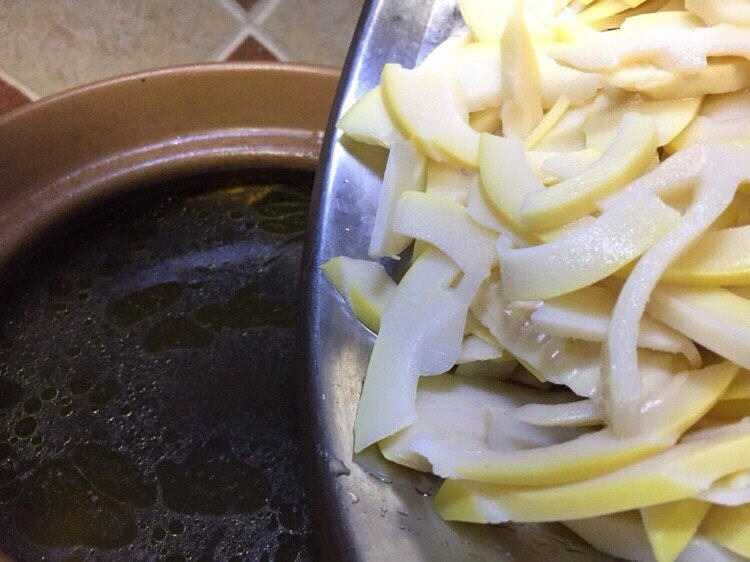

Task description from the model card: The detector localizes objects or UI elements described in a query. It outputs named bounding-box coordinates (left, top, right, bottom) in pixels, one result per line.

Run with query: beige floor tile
left=254, top=0, right=364, bottom=67
left=0, top=0, right=244, bottom=96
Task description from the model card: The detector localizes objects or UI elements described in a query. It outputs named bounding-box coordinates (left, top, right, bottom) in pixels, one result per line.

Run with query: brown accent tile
left=0, top=0, right=244, bottom=97
left=0, top=79, right=30, bottom=115
left=226, top=35, right=277, bottom=61
left=236, top=0, right=258, bottom=8
left=256, top=0, right=365, bottom=67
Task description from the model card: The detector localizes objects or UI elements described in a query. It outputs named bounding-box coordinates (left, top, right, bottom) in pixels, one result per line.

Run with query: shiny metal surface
left=299, top=1, right=613, bottom=560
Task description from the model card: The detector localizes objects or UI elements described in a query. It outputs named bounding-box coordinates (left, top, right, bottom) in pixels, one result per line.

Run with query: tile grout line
left=249, top=0, right=283, bottom=25
left=213, top=0, right=249, bottom=25
left=0, top=69, right=40, bottom=101
left=246, top=24, right=289, bottom=61
left=214, top=25, right=252, bottom=61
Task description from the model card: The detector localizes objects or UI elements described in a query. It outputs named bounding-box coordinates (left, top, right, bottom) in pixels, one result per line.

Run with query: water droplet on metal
left=366, top=469, right=393, bottom=484
left=328, top=457, right=350, bottom=477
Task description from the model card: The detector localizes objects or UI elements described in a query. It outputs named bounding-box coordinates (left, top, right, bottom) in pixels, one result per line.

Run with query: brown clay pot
left=0, top=63, right=338, bottom=561
left=0, top=63, right=339, bottom=275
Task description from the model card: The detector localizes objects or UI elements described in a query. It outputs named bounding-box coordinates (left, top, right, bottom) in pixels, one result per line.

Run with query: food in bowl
left=325, top=1, right=750, bottom=560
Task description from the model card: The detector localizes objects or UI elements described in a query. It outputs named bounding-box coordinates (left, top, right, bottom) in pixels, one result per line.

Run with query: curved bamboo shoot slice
left=336, top=86, right=404, bottom=148
left=354, top=248, right=462, bottom=452
left=535, top=50, right=604, bottom=109
left=471, top=278, right=602, bottom=398
left=414, top=362, right=738, bottom=486
left=585, top=0, right=687, bottom=32
left=551, top=25, right=750, bottom=74
left=501, top=0, right=543, bottom=139
left=450, top=42, right=504, bottom=112
left=368, top=141, right=427, bottom=258
left=530, top=286, right=701, bottom=366
left=610, top=57, right=750, bottom=100
left=499, top=190, right=680, bottom=300
left=722, top=369, right=750, bottom=400
left=469, top=107, right=501, bottom=134
left=425, top=161, right=472, bottom=204
left=686, top=0, right=750, bottom=27
left=512, top=400, right=604, bottom=428
left=392, top=191, right=497, bottom=280
left=702, top=504, right=750, bottom=559
left=533, top=103, right=588, bottom=153
left=524, top=95, right=570, bottom=150
left=662, top=226, right=750, bottom=285
left=540, top=148, right=600, bottom=180
left=647, top=285, right=750, bottom=370
left=478, top=133, right=545, bottom=243
left=434, top=418, right=750, bottom=523
left=379, top=375, right=524, bottom=472
left=467, top=176, right=514, bottom=235
left=321, top=256, right=397, bottom=333
left=699, top=470, right=750, bottom=506
left=701, top=88, right=750, bottom=121
left=603, top=140, right=750, bottom=438
left=565, top=512, right=742, bottom=562
left=641, top=499, right=711, bottom=562
left=565, top=511, right=657, bottom=562
left=458, top=0, right=511, bottom=42
left=381, top=64, right=480, bottom=169
left=668, top=115, right=750, bottom=153
left=584, top=93, right=702, bottom=152
left=579, top=0, right=638, bottom=26
left=457, top=334, right=505, bottom=364
left=520, top=112, right=658, bottom=230
left=619, top=10, right=704, bottom=31
left=380, top=374, right=579, bottom=471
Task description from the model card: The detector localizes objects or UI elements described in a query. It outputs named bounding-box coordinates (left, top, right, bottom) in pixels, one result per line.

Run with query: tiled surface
left=0, top=0, right=364, bottom=115
left=226, top=34, right=277, bottom=62
left=0, top=0, right=244, bottom=97
left=253, top=0, right=365, bottom=67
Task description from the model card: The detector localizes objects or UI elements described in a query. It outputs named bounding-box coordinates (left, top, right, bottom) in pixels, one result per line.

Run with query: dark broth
left=0, top=171, right=313, bottom=561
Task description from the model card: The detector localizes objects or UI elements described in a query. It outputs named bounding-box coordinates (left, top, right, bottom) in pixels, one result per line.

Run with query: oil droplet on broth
left=40, top=387, right=59, bottom=401
left=151, top=526, right=166, bottom=542
left=68, top=372, right=96, bottom=395
left=167, top=519, right=184, bottom=535
left=88, top=379, right=119, bottom=405
left=23, top=397, right=43, bottom=414
left=14, top=459, right=138, bottom=548
left=71, top=443, right=157, bottom=508
left=143, top=317, right=214, bottom=352
left=105, top=282, right=184, bottom=327
left=155, top=439, right=269, bottom=516
left=14, top=416, right=37, bottom=439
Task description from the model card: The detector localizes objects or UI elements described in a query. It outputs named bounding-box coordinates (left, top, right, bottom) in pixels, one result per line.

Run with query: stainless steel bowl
left=299, top=1, right=613, bottom=560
